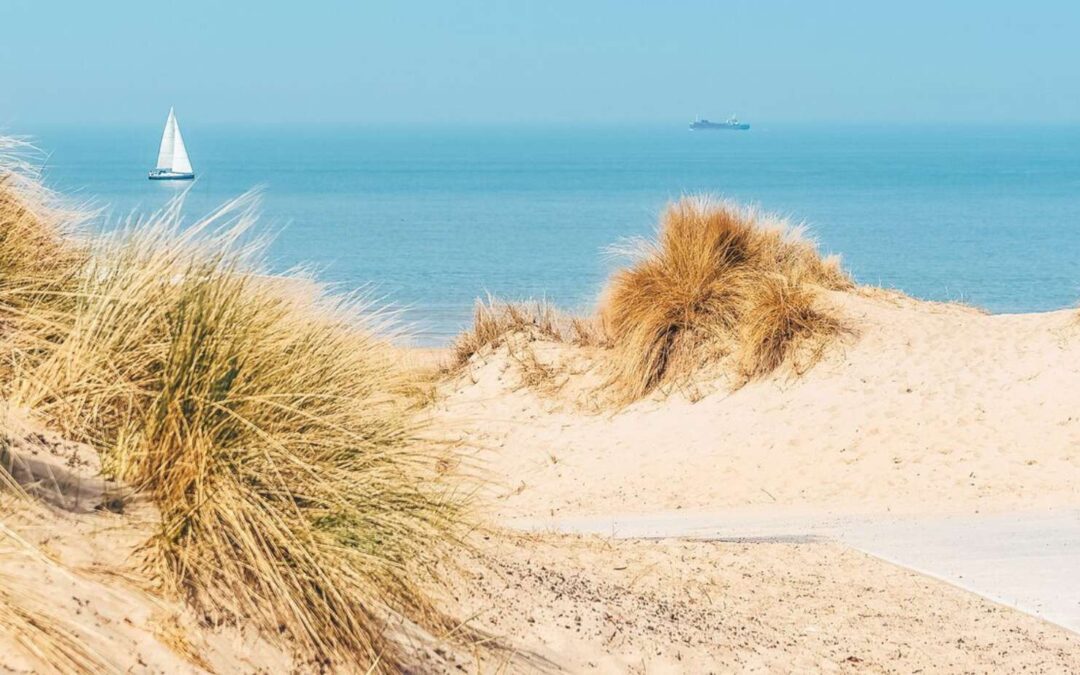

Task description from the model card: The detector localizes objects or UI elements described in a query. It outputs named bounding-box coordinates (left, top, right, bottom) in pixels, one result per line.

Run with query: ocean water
left=22, top=124, right=1080, bottom=344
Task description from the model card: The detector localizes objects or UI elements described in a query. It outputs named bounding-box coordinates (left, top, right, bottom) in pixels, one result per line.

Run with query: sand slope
left=0, top=504, right=295, bottom=674
left=437, top=291, right=1080, bottom=521
left=422, top=291, right=1080, bottom=671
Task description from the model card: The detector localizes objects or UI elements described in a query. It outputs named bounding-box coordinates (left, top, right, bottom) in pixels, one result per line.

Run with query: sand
left=417, top=290, right=1080, bottom=670
left=0, top=504, right=295, bottom=674
left=8, top=500, right=1078, bottom=673
left=435, top=290, right=1080, bottom=522
left=438, top=532, right=1080, bottom=673
left=0, top=426, right=294, bottom=674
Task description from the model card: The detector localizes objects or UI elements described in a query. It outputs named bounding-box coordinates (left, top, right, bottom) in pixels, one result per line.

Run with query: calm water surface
left=23, top=124, right=1080, bottom=344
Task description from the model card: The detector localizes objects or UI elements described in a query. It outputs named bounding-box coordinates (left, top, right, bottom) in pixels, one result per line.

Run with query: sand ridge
left=436, top=291, right=1080, bottom=522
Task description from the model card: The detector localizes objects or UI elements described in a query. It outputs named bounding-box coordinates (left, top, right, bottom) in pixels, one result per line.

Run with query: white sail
left=155, top=108, right=176, bottom=170
left=170, top=114, right=193, bottom=174
left=154, top=107, right=193, bottom=174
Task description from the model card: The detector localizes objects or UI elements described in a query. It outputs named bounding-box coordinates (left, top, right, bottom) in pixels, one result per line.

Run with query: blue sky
left=2, top=0, right=1078, bottom=126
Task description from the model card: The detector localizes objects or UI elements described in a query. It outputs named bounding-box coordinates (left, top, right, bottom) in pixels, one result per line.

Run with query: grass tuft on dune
left=0, top=140, right=87, bottom=333
left=451, top=296, right=605, bottom=368
left=599, top=197, right=851, bottom=401
left=449, top=198, right=850, bottom=404
left=0, top=146, right=464, bottom=671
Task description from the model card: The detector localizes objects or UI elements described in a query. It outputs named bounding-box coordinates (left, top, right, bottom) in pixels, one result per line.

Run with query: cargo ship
left=689, top=115, right=750, bottom=131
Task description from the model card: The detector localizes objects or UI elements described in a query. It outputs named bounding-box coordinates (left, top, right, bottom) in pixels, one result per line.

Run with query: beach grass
left=0, top=141, right=87, bottom=336
left=451, top=296, right=604, bottom=369
left=0, top=145, right=464, bottom=671
left=598, top=197, right=850, bottom=401
left=452, top=298, right=564, bottom=367
left=449, top=198, right=850, bottom=404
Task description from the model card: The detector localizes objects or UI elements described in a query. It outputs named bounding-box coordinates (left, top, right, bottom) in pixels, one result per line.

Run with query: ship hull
left=148, top=171, right=195, bottom=180
left=689, top=124, right=750, bottom=131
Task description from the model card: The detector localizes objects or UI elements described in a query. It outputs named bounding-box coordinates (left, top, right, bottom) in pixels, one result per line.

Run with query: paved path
left=509, top=509, right=1080, bottom=634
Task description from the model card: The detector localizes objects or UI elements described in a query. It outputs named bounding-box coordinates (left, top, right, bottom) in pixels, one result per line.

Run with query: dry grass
left=568, top=314, right=610, bottom=348
left=149, top=611, right=213, bottom=672
left=599, top=197, right=851, bottom=401
left=0, top=140, right=88, bottom=352
left=452, top=298, right=562, bottom=367
left=451, top=297, right=604, bottom=369
left=447, top=198, right=850, bottom=405
left=737, top=273, right=846, bottom=378
left=0, top=182, right=82, bottom=291
left=0, top=146, right=466, bottom=671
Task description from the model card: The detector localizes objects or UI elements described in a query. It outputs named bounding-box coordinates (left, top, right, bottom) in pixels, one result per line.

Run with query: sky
left=1, top=0, right=1079, bottom=126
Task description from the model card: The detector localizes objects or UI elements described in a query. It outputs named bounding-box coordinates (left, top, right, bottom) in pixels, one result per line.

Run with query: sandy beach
left=446, top=532, right=1080, bottom=673
left=6, top=282, right=1080, bottom=673
left=7, top=496, right=1077, bottom=673
left=0, top=258, right=1077, bottom=673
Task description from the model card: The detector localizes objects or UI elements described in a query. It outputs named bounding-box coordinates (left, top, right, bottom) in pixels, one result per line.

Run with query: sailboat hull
left=148, top=171, right=195, bottom=180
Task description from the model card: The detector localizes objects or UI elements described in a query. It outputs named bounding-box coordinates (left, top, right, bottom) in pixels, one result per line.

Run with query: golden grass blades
left=451, top=296, right=568, bottom=368
left=599, top=196, right=851, bottom=402
left=2, top=187, right=464, bottom=671
left=0, top=141, right=88, bottom=354
left=737, top=272, right=846, bottom=379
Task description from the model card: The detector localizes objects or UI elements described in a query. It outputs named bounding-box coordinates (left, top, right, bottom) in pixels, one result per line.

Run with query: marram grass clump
left=599, top=197, right=851, bottom=401
left=448, top=198, right=850, bottom=405
left=0, top=140, right=88, bottom=329
left=0, top=151, right=464, bottom=671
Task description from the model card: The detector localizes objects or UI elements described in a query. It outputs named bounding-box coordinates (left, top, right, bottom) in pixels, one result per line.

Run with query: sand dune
left=5, top=141, right=1078, bottom=672
left=411, top=289, right=1080, bottom=670
left=7, top=489, right=1079, bottom=673
left=437, top=290, right=1080, bottom=522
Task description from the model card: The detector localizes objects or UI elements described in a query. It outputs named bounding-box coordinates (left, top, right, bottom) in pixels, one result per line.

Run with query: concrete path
left=509, top=509, right=1080, bottom=634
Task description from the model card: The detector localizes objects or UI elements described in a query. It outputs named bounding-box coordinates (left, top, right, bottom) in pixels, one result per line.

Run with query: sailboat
left=148, top=107, right=195, bottom=180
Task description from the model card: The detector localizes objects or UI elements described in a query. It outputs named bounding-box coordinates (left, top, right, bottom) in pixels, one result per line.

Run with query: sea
left=22, top=123, right=1080, bottom=345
